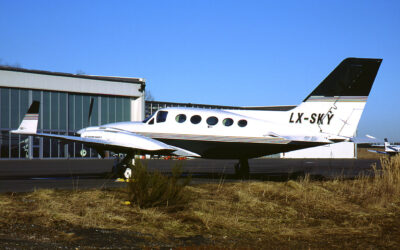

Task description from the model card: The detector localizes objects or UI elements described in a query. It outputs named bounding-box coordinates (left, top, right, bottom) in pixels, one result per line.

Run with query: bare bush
left=127, top=161, right=191, bottom=208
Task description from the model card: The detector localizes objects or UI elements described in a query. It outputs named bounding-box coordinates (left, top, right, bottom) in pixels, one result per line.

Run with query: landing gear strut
left=234, top=158, right=250, bottom=179
left=112, top=153, right=134, bottom=179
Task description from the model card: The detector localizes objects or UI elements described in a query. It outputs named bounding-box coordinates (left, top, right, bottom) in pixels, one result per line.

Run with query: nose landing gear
left=113, top=153, right=134, bottom=179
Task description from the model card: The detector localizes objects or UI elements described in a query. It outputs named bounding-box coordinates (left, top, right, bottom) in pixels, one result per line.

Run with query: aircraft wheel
left=112, top=153, right=135, bottom=179
left=124, top=167, right=132, bottom=179
left=235, top=159, right=250, bottom=179
left=234, top=163, right=240, bottom=175
left=112, top=162, right=127, bottom=178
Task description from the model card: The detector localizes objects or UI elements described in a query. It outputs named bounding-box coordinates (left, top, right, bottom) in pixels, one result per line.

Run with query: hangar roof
left=147, top=100, right=296, bottom=111
left=0, top=65, right=145, bottom=84
left=0, top=66, right=145, bottom=97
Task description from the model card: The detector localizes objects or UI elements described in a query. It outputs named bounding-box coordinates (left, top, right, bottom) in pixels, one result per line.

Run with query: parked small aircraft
left=368, top=138, right=400, bottom=156
left=12, top=58, right=382, bottom=178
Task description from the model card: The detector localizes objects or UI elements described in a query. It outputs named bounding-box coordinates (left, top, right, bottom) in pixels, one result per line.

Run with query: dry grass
left=1, top=155, right=400, bottom=248
left=357, top=147, right=381, bottom=159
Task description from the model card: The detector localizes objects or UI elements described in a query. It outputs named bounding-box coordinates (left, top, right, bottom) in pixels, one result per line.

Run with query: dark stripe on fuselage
left=106, top=130, right=326, bottom=159
left=155, top=138, right=324, bottom=159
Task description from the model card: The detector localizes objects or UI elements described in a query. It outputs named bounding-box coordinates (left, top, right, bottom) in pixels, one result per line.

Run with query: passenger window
left=190, top=115, right=202, bottom=124
left=175, top=114, right=186, bottom=123
left=206, top=116, right=218, bottom=126
left=223, top=118, right=233, bottom=126
left=156, top=111, right=168, bottom=123
left=238, top=119, right=247, bottom=127
left=149, top=118, right=154, bottom=125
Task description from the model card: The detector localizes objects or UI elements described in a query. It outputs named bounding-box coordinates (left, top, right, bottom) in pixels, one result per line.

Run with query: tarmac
left=0, top=158, right=380, bottom=193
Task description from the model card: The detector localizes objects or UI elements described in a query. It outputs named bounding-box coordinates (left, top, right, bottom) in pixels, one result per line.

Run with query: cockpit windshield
left=143, top=111, right=168, bottom=124
left=156, top=111, right=168, bottom=123
left=142, top=113, right=155, bottom=123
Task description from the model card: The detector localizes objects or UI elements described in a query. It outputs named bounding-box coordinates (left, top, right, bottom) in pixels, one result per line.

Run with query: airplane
left=12, top=57, right=382, bottom=178
left=368, top=138, right=400, bottom=156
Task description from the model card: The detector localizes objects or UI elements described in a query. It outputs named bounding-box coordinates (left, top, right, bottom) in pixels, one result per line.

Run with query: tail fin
left=11, top=101, right=40, bottom=135
left=384, top=138, right=390, bottom=150
left=292, top=58, right=382, bottom=138
left=304, top=58, right=382, bottom=102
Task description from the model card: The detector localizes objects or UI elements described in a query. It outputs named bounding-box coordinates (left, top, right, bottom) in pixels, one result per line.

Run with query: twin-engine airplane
left=12, top=58, right=382, bottom=178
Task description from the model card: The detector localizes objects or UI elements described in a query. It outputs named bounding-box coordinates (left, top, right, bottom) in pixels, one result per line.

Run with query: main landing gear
left=234, top=158, right=250, bottom=179
left=112, top=153, right=134, bottom=179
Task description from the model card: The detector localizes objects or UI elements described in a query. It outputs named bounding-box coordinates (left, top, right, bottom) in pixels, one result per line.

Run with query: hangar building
left=0, top=66, right=145, bottom=159
left=0, top=66, right=356, bottom=160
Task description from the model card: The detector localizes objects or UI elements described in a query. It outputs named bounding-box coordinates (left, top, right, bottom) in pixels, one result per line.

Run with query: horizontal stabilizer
left=273, top=134, right=334, bottom=144
left=350, top=135, right=380, bottom=144
left=285, top=136, right=333, bottom=144
left=368, top=149, right=388, bottom=155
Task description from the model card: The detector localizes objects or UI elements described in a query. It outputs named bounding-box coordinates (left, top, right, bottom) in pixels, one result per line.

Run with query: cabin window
left=175, top=114, right=186, bottom=123
left=190, top=115, right=202, bottom=124
left=156, top=111, right=168, bottom=123
left=238, top=119, right=247, bottom=127
left=148, top=118, right=154, bottom=125
left=222, top=118, right=233, bottom=126
left=206, top=116, right=218, bottom=126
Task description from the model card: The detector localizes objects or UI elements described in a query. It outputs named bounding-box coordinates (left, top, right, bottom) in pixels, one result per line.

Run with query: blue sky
left=0, top=0, right=399, bottom=140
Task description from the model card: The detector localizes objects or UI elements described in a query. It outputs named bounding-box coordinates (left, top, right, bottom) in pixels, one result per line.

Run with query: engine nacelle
left=80, top=130, right=113, bottom=141
left=80, top=129, right=173, bottom=152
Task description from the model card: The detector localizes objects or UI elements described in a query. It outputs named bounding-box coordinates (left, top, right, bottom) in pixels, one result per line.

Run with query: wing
left=12, top=128, right=176, bottom=155
left=368, top=149, right=389, bottom=155
left=36, top=131, right=176, bottom=154
left=11, top=101, right=199, bottom=157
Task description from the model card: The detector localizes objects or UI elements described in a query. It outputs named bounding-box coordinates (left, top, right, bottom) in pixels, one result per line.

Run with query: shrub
left=127, top=161, right=191, bottom=208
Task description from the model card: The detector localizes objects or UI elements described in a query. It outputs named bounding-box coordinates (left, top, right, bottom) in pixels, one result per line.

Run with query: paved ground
left=0, top=158, right=380, bottom=193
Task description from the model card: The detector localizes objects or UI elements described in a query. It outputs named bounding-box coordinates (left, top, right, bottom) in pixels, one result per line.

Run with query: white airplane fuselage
left=384, top=141, right=400, bottom=155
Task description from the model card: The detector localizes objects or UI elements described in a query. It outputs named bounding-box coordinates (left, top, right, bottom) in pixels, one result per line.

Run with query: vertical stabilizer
left=384, top=138, right=390, bottom=151
left=304, top=58, right=382, bottom=102
left=291, top=58, right=382, bottom=137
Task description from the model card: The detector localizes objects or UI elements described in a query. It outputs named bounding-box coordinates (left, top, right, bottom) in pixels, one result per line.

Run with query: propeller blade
left=88, top=97, right=94, bottom=123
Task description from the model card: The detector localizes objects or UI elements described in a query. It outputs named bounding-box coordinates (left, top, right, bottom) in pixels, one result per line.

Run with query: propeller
left=88, top=97, right=94, bottom=124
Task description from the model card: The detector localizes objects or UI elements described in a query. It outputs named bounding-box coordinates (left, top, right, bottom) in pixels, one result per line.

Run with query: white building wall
left=281, top=142, right=355, bottom=159
left=131, top=95, right=145, bottom=121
